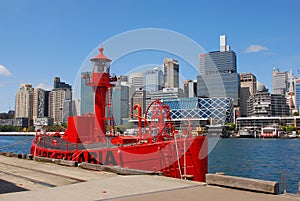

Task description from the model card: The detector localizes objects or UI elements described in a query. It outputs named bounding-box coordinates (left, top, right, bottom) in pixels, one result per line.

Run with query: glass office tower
left=197, top=35, right=240, bottom=106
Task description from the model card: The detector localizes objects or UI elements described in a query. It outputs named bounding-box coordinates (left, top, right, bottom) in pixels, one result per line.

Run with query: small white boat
left=288, top=131, right=297, bottom=138
left=238, top=127, right=255, bottom=138
left=260, top=127, right=279, bottom=138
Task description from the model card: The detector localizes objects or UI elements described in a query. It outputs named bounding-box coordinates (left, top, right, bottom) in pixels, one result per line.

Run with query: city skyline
left=1, top=0, right=300, bottom=112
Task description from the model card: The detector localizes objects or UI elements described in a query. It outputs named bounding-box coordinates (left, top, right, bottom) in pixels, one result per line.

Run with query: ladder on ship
left=105, top=88, right=115, bottom=136
left=160, top=146, right=174, bottom=177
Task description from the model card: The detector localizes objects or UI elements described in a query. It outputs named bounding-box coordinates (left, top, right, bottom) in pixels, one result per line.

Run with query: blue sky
left=0, top=0, right=300, bottom=112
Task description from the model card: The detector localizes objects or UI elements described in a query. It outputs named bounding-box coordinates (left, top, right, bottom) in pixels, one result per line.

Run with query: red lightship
left=31, top=47, right=208, bottom=182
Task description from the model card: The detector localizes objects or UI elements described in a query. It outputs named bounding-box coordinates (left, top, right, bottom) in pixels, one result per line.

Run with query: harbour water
left=1, top=135, right=299, bottom=193
left=0, top=135, right=33, bottom=154
left=209, top=137, right=300, bottom=194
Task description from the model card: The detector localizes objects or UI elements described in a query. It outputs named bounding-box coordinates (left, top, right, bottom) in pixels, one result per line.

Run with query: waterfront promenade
left=0, top=155, right=300, bottom=201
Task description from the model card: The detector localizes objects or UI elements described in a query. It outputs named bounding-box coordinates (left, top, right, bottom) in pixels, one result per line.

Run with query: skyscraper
left=15, top=84, right=34, bottom=118
left=72, top=98, right=80, bottom=116
left=54, top=77, right=72, bottom=89
left=247, top=92, right=289, bottom=117
left=148, top=88, right=184, bottom=107
left=197, top=35, right=240, bottom=106
left=240, top=73, right=257, bottom=116
left=117, top=75, right=128, bottom=83
left=49, top=88, right=72, bottom=123
left=49, top=77, right=72, bottom=123
left=81, top=72, right=94, bottom=115
left=295, top=79, right=300, bottom=112
left=129, top=71, right=144, bottom=89
left=131, top=90, right=147, bottom=116
left=286, top=69, right=296, bottom=113
left=32, top=88, right=49, bottom=118
left=143, top=67, right=164, bottom=92
left=163, top=58, right=179, bottom=88
left=182, top=80, right=197, bottom=98
left=112, top=83, right=129, bottom=125
left=273, top=67, right=288, bottom=95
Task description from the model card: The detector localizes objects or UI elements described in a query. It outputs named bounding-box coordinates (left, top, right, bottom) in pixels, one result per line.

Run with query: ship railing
left=35, top=134, right=118, bottom=153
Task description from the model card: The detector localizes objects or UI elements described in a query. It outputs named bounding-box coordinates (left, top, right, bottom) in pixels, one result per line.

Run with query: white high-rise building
left=49, top=88, right=72, bottom=123
left=273, top=67, right=288, bottom=95
left=287, top=69, right=297, bottom=113
left=49, top=77, right=72, bottom=123
left=129, top=71, right=144, bottom=89
left=15, top=84, right=34, bottom=118
left=287, top=69, right=296, bottom=94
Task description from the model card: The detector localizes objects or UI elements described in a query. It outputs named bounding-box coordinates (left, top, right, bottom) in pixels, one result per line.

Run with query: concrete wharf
left=0, top=155, right=300, bottom=201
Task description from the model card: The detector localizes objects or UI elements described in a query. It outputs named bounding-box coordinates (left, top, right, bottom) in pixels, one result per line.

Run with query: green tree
left=0, top=113, right=9, bottom=119
left=47, top=124, right=64, bottom=132
left=116, top=123, right=133, bottom=134
left=226, top=123, right=235, bottom=131
left=61, top=122, right=68, bottom=128
left=286, top=125, right=295, bottom=132
left=280, top=125, right=286, bottom=131
left=0, top=125, right=22, bottom=132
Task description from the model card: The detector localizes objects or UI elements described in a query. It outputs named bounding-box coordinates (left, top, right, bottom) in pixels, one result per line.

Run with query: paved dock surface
left=1, top=155, right=300, bottom=201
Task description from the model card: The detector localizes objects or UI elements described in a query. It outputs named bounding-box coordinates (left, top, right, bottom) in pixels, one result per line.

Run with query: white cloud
left=245, top=44, right=268, bottom=53
left=0, top=65, right=11, bottom=76
left=35, top=82, right=52, bottom=90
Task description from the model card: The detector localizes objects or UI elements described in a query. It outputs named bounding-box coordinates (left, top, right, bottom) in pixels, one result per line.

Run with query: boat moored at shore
left=30, top=47, right=208, bottom=182
left=238, top=127, right=257, bottom=138
left=260, top=127, right=282, bottom=138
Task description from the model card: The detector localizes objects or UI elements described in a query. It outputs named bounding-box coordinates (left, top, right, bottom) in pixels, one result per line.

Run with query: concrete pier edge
left=206, top=173, right=279, bottom=194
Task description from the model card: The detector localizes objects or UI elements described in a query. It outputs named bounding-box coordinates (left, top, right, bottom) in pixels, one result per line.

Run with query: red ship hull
left=31, top=135, right=207, bottom=182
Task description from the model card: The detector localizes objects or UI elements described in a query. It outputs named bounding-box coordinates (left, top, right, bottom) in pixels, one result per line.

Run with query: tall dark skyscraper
left=197, top=35, right=240, bottom=106
left=54, top=77, right=72, bottom=89
left=33, top=88, right=49, bottom=118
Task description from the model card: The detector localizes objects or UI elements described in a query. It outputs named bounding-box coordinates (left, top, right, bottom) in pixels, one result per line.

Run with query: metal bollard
left=280, top=170, right=287, bottom=194
left=283, top=171, right=286, bottom=194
